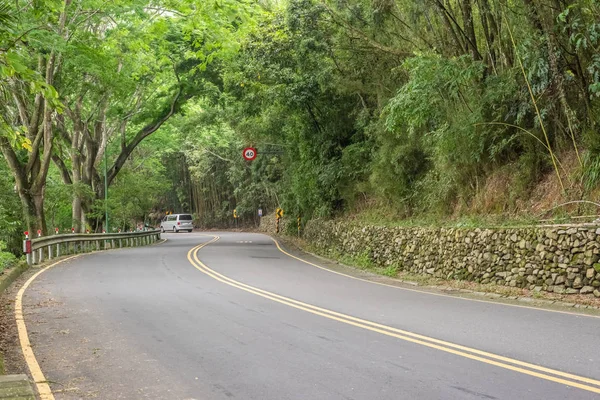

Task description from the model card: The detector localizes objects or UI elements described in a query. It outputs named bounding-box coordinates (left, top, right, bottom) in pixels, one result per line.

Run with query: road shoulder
left=273, top=235, right=600, bottom=318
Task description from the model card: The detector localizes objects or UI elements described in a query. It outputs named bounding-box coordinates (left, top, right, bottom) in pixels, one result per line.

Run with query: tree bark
left=460, top=0, right=481, bottom=61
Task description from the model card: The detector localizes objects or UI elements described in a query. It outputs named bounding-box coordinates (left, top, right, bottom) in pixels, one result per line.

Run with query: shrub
left=0, top=241, right=17, bottom=272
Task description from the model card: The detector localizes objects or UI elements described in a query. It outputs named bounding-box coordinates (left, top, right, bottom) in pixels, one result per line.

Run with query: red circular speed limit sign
left=243, top=147, right=257, bottom=161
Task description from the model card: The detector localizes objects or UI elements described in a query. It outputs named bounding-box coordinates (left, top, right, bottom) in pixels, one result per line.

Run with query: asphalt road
left=20, top=232, right=600, bottom=399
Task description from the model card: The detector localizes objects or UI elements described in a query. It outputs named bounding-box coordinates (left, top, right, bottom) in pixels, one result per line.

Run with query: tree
left=49, top=0, right=260, bottom=231
left=0, top=0, right=64, bottom=233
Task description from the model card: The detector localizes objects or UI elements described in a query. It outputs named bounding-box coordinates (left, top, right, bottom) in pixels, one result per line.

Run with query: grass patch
left=379, top=265, right=399, bottom=277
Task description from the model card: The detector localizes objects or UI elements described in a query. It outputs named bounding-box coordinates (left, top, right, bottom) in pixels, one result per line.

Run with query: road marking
left=15, top=255, right=80, bottom=400
left=270, top=237, right=600, bottom=319
left=14, top=235, right=164, bottom=399
left=188, top=235, right=600, bottom=394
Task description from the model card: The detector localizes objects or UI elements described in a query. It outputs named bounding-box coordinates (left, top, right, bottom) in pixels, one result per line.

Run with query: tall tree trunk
left=33, top=190, right=46, bottom=234
left=71, top=149, right=84, bottom=232
left=460, top=0, right=481, bottom=60
left=15, top=187, right=36, bottom=234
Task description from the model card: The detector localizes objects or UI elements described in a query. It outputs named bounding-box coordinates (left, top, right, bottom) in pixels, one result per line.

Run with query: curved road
left=20, top=232, right=600, bottom=399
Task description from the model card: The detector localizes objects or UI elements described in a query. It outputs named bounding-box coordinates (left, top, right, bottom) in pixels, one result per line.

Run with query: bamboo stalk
left=505, top=20, right=564, bottom=192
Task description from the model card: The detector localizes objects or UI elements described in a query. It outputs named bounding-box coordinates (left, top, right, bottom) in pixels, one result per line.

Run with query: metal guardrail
left=23, top=230, right=161, bottom=266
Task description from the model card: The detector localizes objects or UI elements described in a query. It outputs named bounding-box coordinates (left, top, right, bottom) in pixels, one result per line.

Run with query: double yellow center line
left=188, top=235, right=600, bottom=394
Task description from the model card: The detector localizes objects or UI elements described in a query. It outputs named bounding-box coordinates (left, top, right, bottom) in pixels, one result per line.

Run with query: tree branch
left=51, top=154, right=73, bottom=184
left=319, top=1, right=411, bottom=57
left=107, top=83, right=184, bottom=186
left=0, top=137, right=26, bottom=190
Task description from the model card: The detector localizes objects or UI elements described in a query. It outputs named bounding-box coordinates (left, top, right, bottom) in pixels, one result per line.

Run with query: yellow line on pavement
left=270, top=237, right=600, bottom=319
left=14, top=235, right=163, bottom=399
left=188, top=235, right=600, bottom=394
left=15, top=256, right=80, bottom=400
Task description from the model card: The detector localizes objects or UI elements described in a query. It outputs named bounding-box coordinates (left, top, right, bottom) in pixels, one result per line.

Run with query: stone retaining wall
left=299, top=220, right=600, bottom=297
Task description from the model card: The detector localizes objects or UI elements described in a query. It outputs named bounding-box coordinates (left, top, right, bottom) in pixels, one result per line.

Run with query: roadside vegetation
left=2, top=0, right=600, bottom=257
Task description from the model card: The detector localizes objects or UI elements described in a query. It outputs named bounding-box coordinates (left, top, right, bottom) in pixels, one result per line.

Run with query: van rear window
left=179, top=215, right=193, bottom=221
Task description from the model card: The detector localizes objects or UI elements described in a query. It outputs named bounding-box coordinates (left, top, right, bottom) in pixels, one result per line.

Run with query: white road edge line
left=269, top=236, right=600, bottom=319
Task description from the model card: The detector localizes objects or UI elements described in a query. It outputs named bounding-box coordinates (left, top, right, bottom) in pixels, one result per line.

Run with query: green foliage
left=0, top=159, right=23, bottom=254
left=153, top=0, right=600, bottom=226
left=3, top=0, right=600, bottom=245
left=0, top=240, right=17, bottom=272
left=380, top=265, right=399, bottom=277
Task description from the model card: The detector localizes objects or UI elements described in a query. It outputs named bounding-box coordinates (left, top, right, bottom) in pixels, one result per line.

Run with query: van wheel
left=173, top=227, right=177, bottom=233
left=161, top=227, right=165, bottom=233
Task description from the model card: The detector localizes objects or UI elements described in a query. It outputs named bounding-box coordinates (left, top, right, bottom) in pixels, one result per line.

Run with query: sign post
left=275, top=208, right=284, bottom=233
left=233, top=209, right=238, bottom=229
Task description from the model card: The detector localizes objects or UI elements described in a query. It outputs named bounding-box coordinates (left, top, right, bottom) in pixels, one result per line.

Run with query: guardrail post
left=37, top=230, right=43, bottom=263
left=23, top=232, right=32, bottom=266
left=48, top=244, right=53, bottom=260
left=55, top=228, right=60, bottom=258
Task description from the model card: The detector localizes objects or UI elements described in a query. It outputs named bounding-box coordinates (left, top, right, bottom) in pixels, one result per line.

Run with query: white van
left=160, top=214, right=194, bottom=233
